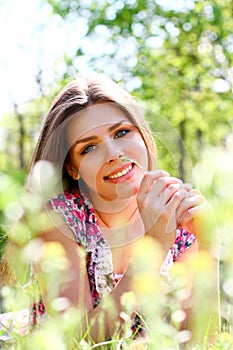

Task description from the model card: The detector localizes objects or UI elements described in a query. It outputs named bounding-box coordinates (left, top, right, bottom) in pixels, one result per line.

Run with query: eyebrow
left=72, top=120, right=128, bottom=149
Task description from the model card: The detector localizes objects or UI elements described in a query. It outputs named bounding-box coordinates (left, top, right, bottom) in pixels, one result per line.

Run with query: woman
left=1, top=74, right=220, bottom=346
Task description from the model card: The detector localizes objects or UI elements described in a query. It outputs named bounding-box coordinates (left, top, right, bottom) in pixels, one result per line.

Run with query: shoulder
left=40, top=226, right=84, bottom=255
left=49, top=188, right=84, bottom=210
left=49, top=188, right=95, bottom=216
left=48, top=188, right=100, bottom=248
left=38, top=226, right=93, bottom=310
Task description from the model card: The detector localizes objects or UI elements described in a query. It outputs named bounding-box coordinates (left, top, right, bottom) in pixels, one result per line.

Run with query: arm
left=176, top=240, right=220, bottom=344
left=39, top=227, right=93, bottom=314
left=137, top=172, right=220, bottom=343
left=38, top=225, right=149, bottom=343
left=176, top=190, right=221, bottom=344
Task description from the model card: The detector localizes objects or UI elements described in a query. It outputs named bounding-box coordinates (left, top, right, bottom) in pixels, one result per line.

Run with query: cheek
left=130, top=137, right=149, bottom=167
left=77, top=154, right=103, bottom=191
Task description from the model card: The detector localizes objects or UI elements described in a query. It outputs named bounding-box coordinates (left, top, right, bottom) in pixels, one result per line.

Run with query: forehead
left=67, top=103, right=132, bottom=141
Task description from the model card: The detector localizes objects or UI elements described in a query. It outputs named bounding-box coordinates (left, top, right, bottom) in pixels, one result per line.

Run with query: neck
left=94, top=197, right=139, bottom=229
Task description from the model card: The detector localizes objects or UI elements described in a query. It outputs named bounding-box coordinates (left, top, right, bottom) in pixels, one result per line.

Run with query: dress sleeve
left=48, top=189, right=88, bottom=248
left=171, top=228, right=196, bottom=262
left=160, top=228, right=196, bottom=277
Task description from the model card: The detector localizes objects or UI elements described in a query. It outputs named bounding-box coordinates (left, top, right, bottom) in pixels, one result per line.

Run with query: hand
left=176, top=189, right=220, bottom=251
left=176, top=189, right=205, bottom=231
left=137, top=171, right=191, bottom=255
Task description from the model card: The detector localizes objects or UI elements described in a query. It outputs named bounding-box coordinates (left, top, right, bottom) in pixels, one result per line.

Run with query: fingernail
left=184, top=183, right=192, bottom=189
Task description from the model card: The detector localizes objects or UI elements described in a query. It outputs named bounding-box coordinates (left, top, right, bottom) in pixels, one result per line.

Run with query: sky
left=0, top=0, right=195, bottom=118
left=0, top=0, right=87, bottom=117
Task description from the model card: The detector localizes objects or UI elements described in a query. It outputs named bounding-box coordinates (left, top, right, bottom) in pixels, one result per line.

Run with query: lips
left=104, top=163, right=134, bottom=180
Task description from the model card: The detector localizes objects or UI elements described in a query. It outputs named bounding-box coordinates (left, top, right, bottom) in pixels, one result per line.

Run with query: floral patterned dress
left=48, top=188, right=196, bottom=308
left=0, top=188, right=196, bottom=340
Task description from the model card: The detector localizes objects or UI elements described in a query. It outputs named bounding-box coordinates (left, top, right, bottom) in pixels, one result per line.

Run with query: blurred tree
left=0, top=95, right=48, bottom=171
left=132, top=0, right=233, bottom=178
left=45, top=0, right=233, bottom=179
left=13, top=102, right=26, bottom=169
left=1, top=0, right=233, bottom=180
left=0, top=75, right=63, bottom=172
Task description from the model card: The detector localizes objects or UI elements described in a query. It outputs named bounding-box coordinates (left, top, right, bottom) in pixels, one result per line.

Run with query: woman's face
left=66, top=103, right=148, bottom=203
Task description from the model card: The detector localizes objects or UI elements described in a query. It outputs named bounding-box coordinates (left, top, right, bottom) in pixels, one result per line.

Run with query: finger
left=137, top=173, right=187, bottom=214
left=166, top=188, right=188, bottom=210
left=189, top=188, right=201, bottom=195
left=182, top=183, right=193, bottom=191
left=144, top=179, right=186, bottom=210
left=178, top=200, right=207, bottom=225
left=165, top=188, right=188, bottom=233
left=163, top=183, right=193, bottom=204
left=147, top=177, right=175, bottom=202
left=177, top=194, right=205, bottom=222
left=138, top=170, right=170, bottom=196
left=149, top=176, right=183, bottom=196
left=177, top=193, right=204, bottom=211
left=137, top=177, right=166, bottom=212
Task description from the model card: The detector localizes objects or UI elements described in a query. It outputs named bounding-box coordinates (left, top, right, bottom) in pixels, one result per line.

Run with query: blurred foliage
left=192, top=138, right=233, bottom=335
left=0, top=170, right=27, bottom=260
left=1, top=0, right=233, bottom=179
left=43, top=0, right=233, bottom=179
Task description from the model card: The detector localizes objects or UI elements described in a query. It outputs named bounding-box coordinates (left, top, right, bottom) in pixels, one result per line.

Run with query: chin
left=111, top=183, right=139, bottom=201
left=93, top=179, right=140, bottom=202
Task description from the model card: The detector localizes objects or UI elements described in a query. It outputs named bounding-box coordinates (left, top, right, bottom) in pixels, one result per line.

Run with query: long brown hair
left=1, top=74, right=157, bottom=286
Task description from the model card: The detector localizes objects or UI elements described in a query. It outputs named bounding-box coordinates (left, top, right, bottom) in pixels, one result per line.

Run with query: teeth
left=108, top=164, right=132, bottom=179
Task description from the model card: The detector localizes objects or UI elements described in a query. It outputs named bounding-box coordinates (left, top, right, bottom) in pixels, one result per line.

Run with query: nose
left=102, top=140, right=123, bottom=163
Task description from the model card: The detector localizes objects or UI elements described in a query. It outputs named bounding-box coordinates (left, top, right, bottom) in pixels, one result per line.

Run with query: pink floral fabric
left=49, top=188, right=116, bottom=306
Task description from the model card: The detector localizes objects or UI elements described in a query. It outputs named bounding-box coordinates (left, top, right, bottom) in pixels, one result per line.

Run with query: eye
left=81, top=144, right=96, bottom=155
left=114, top=129, right=130, bottom=139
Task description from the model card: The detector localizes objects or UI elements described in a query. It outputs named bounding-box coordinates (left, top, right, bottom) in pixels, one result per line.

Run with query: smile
left=107, top=164, right=133, bottom=179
